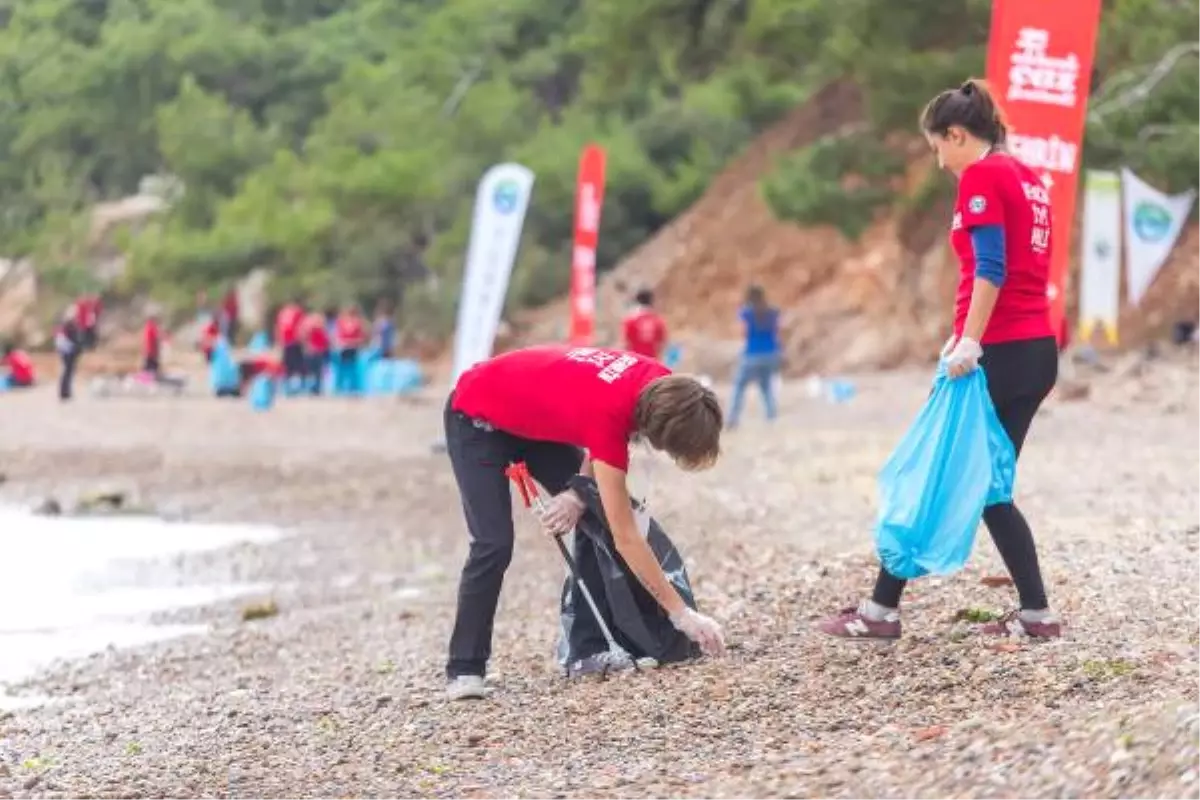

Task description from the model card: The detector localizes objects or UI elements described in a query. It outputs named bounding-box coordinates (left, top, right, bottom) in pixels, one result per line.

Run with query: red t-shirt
left=143, top=320, right=162, bottom=357
left=336, top=316, right=366, bottom=349
left=622, top=307, right=667, bottom=358
left=275, top=304, right=304, bottom=346
left=199, top=318, right=219, bottom=354
left=452, top=345, right=670, bottom=471
left=951, top=153, right=1054, bottom=344
left=3, top=350, right=33, bottom=385
left=305, top=316, right=330, bottom=353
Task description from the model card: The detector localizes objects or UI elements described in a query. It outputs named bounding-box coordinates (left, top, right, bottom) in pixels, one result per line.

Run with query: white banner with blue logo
left=451, top=162, right=535, bottom=382
left=1078, top=170, right=1122, bottom=345
left=1120, top=167, right=1195, bottom=307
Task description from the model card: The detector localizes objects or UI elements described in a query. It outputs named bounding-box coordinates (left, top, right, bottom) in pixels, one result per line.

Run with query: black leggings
left=873, top=336, right=1058, bottom=610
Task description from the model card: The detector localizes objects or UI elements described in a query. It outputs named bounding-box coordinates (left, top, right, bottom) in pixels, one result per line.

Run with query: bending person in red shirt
left=622, top=289, right=668, bottom=360
left=443, top=345, right=726, bottom=700
left=1, top=344, right=34, bottom=388
left=820, top=79, right=1061, bottom=641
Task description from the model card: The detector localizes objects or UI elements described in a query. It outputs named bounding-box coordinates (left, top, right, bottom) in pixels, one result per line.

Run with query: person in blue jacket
left=726, top=284, right=781, bottom=429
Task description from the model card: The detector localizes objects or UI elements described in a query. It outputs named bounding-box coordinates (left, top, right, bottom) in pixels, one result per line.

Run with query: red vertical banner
left=569, top=144, right=607, bottom=345
left=986, top=0, right=1102, bottom=341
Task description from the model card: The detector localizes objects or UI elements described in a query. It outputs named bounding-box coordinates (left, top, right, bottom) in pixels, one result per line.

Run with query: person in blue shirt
left=727, top=284, right=781, bottom=429
left=373, top=300, right=397, bottom=359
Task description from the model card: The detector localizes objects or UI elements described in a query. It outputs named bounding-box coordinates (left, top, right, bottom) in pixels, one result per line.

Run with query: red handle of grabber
left=504, top=462, right=539, bottom=509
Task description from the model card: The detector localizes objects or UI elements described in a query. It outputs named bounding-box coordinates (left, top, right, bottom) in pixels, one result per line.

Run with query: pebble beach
left=0, top=356, right=1196, bottom=798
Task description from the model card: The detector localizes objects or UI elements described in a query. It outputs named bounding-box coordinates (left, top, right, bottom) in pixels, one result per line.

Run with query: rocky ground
left=0, top=353, right=1196, bottom=798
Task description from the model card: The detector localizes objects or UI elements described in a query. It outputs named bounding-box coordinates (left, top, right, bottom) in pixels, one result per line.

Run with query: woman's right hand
left=670, top=607, right=726, bottom=656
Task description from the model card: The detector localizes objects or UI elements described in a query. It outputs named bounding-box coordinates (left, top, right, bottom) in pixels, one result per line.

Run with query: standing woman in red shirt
left=621, top=289, right=668, bottom=360
left=820, top=79, right=1061, bottom=640
left=334, top=304, right=367, bottom=394
left=301, top=310, right=331, bottom=395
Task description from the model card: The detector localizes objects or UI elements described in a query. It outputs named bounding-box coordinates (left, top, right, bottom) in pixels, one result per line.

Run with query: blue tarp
left=874, top=365, right=1016, bottom=580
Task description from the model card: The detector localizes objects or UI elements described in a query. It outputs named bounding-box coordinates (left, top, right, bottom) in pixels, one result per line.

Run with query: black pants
left=444, top=396, right=584, bottom=679
left=306, top=352, right=328, bottom=394
left=59, top=351, right=78, bottom=401
left=143, top=354, right=160, bottom=376
left=873, top=336, right=1058, bottom=611
left=282, top=343, right=305, bottom=380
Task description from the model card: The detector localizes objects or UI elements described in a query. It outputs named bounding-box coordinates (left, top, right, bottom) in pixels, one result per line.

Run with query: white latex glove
left=670, top=607, right=726, bottom=656
left=945, top=336, right=983, bottom=379
left=939, top=335, right=957, bottom=359
left=536, top=490, right=586, bottom=537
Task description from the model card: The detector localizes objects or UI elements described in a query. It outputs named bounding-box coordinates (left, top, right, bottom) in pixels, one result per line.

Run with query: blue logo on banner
left=493, top=179, right=521, bottom=215
left=1133, top=201, right=1171, bottom=243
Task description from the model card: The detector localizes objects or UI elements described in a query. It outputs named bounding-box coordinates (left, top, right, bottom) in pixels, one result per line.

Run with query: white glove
left=945, top=336, right=983, bottom=378
left=670, top=607, right=726, bottom=656
left=536, top=490, right=585, bottom=536
left=940, top=335, right=957, bottom=359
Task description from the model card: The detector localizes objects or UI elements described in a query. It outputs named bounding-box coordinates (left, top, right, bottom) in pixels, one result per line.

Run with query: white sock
left=1019, top=608, right=1055, bottom=623
left=859, top=599, right=899, bottom=622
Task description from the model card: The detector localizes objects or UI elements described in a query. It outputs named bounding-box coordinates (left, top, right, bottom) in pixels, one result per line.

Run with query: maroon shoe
left=817, top=605, right=902, bottom=639
left=979, top=610, right=1063, bottom=638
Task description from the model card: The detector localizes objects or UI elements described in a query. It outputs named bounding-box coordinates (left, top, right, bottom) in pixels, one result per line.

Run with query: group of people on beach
left=441, top=79, right=1065, bottom=700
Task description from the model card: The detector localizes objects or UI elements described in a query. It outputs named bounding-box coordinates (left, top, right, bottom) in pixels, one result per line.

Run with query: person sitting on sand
left=1, top=343, right=34, bottom=388
left=443, top=344, right=727, bottom=700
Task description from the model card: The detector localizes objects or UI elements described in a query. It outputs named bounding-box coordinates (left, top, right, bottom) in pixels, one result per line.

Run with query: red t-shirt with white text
left=950, top=153, right=1054, bottom=344
left=451, top=345, right=670, bottom=471
left=622, top=307, right=667, bottom=359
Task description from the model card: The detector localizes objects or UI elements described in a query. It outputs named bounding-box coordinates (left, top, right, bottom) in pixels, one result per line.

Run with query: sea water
left=0, top=508, right=282, bottom=706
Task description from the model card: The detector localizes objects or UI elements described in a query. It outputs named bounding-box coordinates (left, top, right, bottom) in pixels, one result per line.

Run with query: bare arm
left=593, top=461, right=686, bottom=617
left=962, top=278, right=999, bottom=342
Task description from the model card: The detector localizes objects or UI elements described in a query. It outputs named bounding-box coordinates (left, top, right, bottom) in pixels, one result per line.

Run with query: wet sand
left=0, top=359, right=1196, bottom=798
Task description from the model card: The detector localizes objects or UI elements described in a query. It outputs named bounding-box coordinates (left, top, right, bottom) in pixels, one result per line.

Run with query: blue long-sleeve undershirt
left=970, top=224, right=1006, bottom=287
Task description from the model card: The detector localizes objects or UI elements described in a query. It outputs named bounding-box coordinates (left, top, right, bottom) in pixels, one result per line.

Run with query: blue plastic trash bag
left=663, top=343, right=682, bottom=369
left=0, top=374, right=9, bottom=392
left=249, top=374, right=275, bottom=411
left=874, top=365, right=1016, bottom=580
left=248, top=331, right=270, bottom=354
left=208, top=337, right=240, bottom=395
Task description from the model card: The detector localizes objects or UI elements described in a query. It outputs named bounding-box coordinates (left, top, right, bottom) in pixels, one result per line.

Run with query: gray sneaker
left=446, top=674, right=488, bottom=700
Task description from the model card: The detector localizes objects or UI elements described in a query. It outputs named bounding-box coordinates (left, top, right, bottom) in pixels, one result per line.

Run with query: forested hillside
left=0, top=0, right=1194, bottom=336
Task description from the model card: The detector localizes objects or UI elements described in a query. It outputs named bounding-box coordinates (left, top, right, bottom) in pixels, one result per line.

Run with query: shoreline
left=0, top=364, right=1196, bottom=797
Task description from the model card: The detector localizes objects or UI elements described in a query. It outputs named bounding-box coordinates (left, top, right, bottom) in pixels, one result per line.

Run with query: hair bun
left=960, top=80, right=977, bottom=95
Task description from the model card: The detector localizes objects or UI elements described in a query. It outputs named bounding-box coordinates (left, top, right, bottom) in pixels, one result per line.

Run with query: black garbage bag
left=555, top=475, right=701, bottom=668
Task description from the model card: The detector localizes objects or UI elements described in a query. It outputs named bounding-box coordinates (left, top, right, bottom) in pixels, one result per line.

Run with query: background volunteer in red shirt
left=334, top=304, right=367, bottom=394
left=821, top=79, right=1061, bottom=642
left=622, top=289, right=668, bottom=360
left=302, top=311, right=331, bottom=395
left=1, top=343, right=34, bottom=387
left=274, top=299, right=306, bottom=382
left=142, top=312, right=164, bottom=376
left=442, top=345, right=726, bottom=699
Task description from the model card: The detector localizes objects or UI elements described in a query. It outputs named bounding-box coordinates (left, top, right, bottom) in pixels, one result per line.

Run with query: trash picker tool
left=504, top=461, right=636, bottom=673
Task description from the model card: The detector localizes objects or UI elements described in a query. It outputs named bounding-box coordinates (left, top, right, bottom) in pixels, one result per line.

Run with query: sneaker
left=817, top=604, right=902, bottom=640
left=979, top=610, right=1063, bottom=638
left=565, top=650, right=635, bottom=678
left=446, top=674, right=489, bottom=700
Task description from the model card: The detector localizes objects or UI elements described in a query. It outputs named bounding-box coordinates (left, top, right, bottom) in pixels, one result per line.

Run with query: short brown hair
left=921, top=78, right=1008, bottom=145
left=633, top=375, right=722, bottom=470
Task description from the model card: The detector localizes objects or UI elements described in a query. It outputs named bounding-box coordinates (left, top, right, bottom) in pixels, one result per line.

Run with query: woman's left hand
left=945, top=336, right=982, bottom=378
